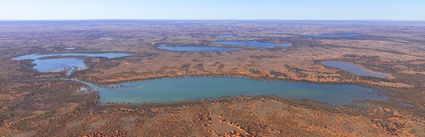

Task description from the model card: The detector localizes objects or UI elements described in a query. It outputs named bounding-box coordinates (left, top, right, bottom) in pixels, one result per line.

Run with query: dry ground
left=1, top=21, right=425, bottom=136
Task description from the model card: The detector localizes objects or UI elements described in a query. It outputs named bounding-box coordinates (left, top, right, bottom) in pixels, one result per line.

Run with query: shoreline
left=66, top=75, right=389, bottom=106
left=78, top=73, right=411, bottom=90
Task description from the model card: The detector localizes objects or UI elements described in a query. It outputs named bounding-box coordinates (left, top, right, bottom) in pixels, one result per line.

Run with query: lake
left=304, top=32, right=363, bottom=39
left=216, top=34, right=241, bottom=39
left=322, top=61, right=391, bottom=79
left=80, top=77, right=387, bottom=105
left=15, top=53, right=131, bottom=60
left=157, top=44, right=240, bottom=52
left=14, top=52, right=131, bottom=77
left=211, top=41, right=291, bottom=48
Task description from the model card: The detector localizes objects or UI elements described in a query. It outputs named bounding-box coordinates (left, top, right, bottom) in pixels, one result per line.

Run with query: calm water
left=14, top=52, right=131, bottom=76
left=211, top=41, right=291, bottom=48
left=216, top=34, right=241, bottom=39
left=15, top=52, right=131, bottom=60
left=65, top=47, right=76, bottom=50
left=157, top=44, right=240, bottom=52
left=33, top=58, right=87, bottom=73
left=305, top=32, right=362, bottom=39
left=82, top=77, right=386, bottom=105
left=322, top=61, right=391, bottom=79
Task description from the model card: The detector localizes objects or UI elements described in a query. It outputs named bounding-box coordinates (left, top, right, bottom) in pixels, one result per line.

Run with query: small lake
left=216, top=34, right=241, bottom=39
left=304, top=32, right=362, bottom=39
left=15, top=53, right=131, bottom=60
left=14, top=52, right=131, bottom=77
left=322, top=61, right=391, bottom=79
left=82, top=77, right=387, bottom=105
left=65, top=47, right=76, bottom=50
left=157, top=44, right=240, bottom=52
left=32, top=58, right=87, bottom=74
left=211, top=41, right=291, bottom=48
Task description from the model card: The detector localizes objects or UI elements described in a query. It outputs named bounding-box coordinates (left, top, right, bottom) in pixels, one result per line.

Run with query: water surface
left=305, top=32, right=362, bottom=39
left=33, top=58, right=87, bottom=73
left=84, top=77, right=387, bottom=105
left=216, top=34, right=241, bottom=39
left=14, top=52, right=131, bottom=76
left=15, top=52, right=131, bottom=60
left=157, top=44, right=240, bottom=52
left=211, top=41, right=291, bottom=48
left=322, top=61, right=391, bottom=79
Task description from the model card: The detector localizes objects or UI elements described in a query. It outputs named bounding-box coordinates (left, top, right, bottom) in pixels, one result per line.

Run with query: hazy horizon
left=1, top=19, right=425, bottom=21
left=0, top=0, right=424, bottom=21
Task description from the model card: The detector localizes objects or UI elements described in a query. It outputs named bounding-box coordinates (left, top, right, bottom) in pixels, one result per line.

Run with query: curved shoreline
left=68, top=75, right=388, bottom=106
left=80, top=73, right=412, bottom=90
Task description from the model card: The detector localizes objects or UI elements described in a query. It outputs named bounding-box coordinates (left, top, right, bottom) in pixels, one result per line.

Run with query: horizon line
left=0, top=19, right=425, bottom=22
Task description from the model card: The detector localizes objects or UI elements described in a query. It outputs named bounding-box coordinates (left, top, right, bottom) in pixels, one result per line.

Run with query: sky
left=0, top=0, right=424, bottom=20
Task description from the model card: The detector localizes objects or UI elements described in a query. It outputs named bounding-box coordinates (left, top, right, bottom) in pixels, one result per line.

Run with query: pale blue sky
left=0, top=0, right=424, bottom=20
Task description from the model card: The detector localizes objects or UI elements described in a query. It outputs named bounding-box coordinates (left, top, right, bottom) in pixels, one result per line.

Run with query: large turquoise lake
left=15, top=52, right=388, bottom=105
left=81, top=77, right=387, bottom=105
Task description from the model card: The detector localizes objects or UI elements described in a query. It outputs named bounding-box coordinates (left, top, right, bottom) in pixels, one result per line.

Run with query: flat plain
left=1, top=20, right=425, bottom=136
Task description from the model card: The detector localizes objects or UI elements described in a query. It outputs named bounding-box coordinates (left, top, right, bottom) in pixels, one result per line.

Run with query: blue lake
left=65, top=47, right=76, bottom=50
left=157, top=44, right=240, bottom=52
left=14, top=52, right=131, bottom=77
left=211, top=41, right=291, bottom=48
left=80, top=77, right=387, bottom=105
left=216, top=34, right=241, bottom=39
left=322, top=61, right=391, bottom=79
left=15, top=53, right=131, bottom=60
left=305, top=32, right=362, bottom=39
left=33, top=58, right=87, bottom=73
